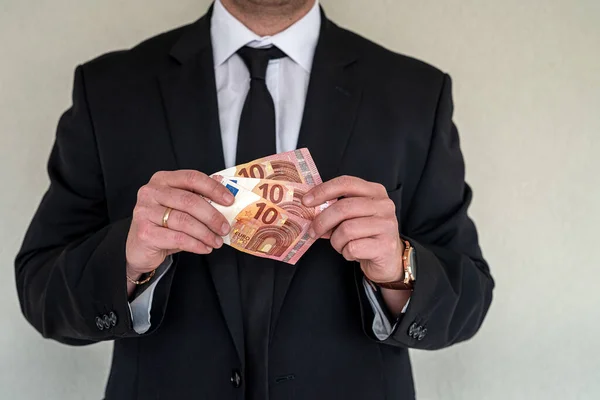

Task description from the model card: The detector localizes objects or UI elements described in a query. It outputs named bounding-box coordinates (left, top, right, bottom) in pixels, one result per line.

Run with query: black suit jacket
left=15, top=8, right=494, bottom=400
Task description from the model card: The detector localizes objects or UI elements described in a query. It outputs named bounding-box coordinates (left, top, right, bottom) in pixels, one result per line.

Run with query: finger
left=309, top=197, right=393, bottom=238
left=141, top=224, right=213, bottom=255
left=152, top=187, right=231, bottom=236
left=341, top=237, right=383, bottom=262
left=320, top=229, right=333, bottom=240
left=151, top=170, right=234, bottom=206
left=329, top=217, right=396, bottom=254
left=303, top=175, right=387, bottom=206
left=147, top=206, right=224, bottom=249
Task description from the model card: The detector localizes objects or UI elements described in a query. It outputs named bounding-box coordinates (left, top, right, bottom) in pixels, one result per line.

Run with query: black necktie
left=235, top=45, right=286, bottom=400
left=235, top=45, right=286, bottom=164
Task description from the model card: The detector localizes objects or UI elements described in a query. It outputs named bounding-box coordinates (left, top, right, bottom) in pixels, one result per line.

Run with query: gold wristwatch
left=376, top=240, right=416, bottom=290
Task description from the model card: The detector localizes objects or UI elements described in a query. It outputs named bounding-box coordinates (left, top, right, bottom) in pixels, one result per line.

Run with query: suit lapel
left=270, top=15, right=362, bottom=338
left=296, top=15, right=362, bottom=183
left=158, top=11, right=245, bottom=367
left=159, top=13, right=225, bottom=175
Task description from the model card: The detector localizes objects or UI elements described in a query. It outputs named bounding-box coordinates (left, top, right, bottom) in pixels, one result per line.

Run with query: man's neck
left=219, top=0, right=316, bottom=36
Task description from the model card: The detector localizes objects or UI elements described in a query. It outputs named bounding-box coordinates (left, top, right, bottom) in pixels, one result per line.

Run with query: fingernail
left=223, top=192, right=234, bottom=204
left=303, top=194, right=314, bottom=205
left=308, top=228, right=316, bottom=239
left=221, top=223, right=230, bottom=235
left=215, top=236, right=223, bottom=247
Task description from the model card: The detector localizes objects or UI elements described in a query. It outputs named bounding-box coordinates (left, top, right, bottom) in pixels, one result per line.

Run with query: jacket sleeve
left=14, top=66, right=175, bottom=345
left=358, top=73, right=494, bottom=350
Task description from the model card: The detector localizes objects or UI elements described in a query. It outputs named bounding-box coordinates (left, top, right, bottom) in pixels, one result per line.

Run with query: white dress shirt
left=129, top=0, right=406, bottom=339
left=212, top=0, right=318, bottom=169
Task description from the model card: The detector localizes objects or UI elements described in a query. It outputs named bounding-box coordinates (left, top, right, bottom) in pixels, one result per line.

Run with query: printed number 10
left=238, top=164, right=265, bottom=178
left=254, top=202, right=279, bottom=224
left=258, top=183, right=284, bottom=204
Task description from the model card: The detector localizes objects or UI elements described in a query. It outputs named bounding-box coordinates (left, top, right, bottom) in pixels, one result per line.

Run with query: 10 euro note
left=208, top=176, right=316, bottom=265
left=216, top=148, right=322, bottom=185
left=211, top=175, right=333, bottom=221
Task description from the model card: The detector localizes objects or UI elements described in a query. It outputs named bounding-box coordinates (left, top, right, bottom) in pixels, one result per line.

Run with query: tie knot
left=237, top=46, right=287, bottom=80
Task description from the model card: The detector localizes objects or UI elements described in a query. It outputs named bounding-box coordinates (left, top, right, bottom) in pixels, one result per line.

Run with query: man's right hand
left=125, top=170, right=235, bottom=289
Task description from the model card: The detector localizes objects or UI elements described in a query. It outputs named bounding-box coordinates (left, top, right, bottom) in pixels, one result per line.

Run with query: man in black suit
left=15, top=0, right=494, bottom=398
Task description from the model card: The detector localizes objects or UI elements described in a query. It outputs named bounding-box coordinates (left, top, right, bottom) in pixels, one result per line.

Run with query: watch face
left=409, top=248, right=417, bottom=280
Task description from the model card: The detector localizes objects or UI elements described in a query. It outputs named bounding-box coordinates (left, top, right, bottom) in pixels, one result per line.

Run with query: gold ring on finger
left=162, top=207, right=173, bottom=229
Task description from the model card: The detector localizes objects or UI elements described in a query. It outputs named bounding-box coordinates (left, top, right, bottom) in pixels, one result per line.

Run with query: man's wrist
left=372, top=239, right=416, bottom=290
left=379, top=243, right=412, bottom=317
left=388, top=238, right=406, bottom=281
left=126, top=264, right=143, bottom=297
left=126, top=265, right=144, bottom=282
left=379, top=286, right=412, bottom=318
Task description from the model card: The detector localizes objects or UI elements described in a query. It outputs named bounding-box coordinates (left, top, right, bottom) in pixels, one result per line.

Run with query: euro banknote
left=211, top=175, right=332, bottom=221
left=209, top=176, right=316, bottom=265
left=216, top=148, right=321, bottom=185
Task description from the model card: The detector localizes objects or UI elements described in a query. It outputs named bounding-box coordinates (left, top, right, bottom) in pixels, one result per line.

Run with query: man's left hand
left=303, top=176, right=405, bottom=284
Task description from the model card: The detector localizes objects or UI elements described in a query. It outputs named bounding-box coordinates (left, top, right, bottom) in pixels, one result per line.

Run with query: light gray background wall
left=1, top=0, right=599, bottom=399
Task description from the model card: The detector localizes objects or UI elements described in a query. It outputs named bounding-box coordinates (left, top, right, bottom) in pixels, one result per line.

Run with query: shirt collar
left=210, top=0, right=321, bottom=72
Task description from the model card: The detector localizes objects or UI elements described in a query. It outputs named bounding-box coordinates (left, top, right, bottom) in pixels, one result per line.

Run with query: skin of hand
left=125, top=170, right=234, bottom=296
left=303, top=176, right=410, bottom=316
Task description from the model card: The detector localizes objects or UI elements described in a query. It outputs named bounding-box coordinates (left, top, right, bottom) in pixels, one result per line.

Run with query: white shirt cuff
left=363, top=277, right=410, bottom=341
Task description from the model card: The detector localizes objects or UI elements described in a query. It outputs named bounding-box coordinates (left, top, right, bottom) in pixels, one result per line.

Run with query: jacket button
left=95, top=316, right=104, bottom=331
left=102, top=314, right=111, bottom=329
left=408, top=322, right=418, bottom=337
left=417, top=328, right=427, bottom=341
left=230, top=369, right=242, bottom=388
left=108, top=311, right=118, bottom=327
